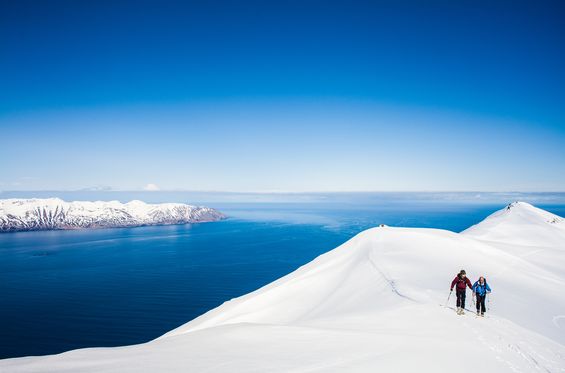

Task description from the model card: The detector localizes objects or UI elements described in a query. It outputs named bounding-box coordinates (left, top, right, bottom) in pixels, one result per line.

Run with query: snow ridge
left=462, top=201, right=565, bottom=246
left=0, top=198, right=226, bottom=232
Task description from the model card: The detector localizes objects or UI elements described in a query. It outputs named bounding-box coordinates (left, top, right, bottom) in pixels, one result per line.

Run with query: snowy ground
left=2, top=202, right=564, bottom=372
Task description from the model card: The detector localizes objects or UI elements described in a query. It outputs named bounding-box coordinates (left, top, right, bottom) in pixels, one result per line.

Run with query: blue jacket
left=473, top=281, right=491, bottom=296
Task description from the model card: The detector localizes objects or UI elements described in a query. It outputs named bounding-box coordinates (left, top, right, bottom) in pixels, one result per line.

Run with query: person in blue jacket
left=472, top=276, right=491, bottom=316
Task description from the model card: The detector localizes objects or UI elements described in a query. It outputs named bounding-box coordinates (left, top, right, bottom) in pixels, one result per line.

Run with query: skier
left=472, top=276, right=491, bottom=317
left=450, top=269, right=472, bottom=315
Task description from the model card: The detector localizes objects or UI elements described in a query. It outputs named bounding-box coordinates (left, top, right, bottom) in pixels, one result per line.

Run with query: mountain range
left=0, top=198, right=225, bottom=232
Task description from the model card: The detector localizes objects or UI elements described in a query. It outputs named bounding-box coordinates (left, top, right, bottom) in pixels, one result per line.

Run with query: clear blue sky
left=1, top=0, right=564, bottom=192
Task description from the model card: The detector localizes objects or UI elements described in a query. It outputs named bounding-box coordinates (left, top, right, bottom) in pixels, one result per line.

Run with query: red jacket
left=451, top=276, right=472, bottom=291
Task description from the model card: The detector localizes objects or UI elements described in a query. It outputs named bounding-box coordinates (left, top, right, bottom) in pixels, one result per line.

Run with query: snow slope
left=463, top=201, right=565, bottom=246
left=1, top=202, right=564, bottom=372
left=0, top=198, right=225, bottom=232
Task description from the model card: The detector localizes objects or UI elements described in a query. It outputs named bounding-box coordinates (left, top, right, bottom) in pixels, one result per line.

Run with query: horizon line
left=1, top=190, right=565, bottom=195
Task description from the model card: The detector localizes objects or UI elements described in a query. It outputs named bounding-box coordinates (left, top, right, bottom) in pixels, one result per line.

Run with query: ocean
left=1, top=196, right=564, bottom=359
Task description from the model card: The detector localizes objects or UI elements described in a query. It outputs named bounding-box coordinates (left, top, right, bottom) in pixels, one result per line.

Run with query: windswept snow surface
left=2, top=202, right=564, bottom=372
left=0, top=198, right=225, bottom=232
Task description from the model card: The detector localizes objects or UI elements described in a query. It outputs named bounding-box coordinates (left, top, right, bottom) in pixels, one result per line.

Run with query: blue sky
left=1, top=0, right=564, bottom=192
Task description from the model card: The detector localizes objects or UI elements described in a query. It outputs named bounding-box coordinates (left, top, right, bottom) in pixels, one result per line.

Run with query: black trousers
left=476, top=294, right=486, bottom=313
left=456, top=290, right=466, bottom=308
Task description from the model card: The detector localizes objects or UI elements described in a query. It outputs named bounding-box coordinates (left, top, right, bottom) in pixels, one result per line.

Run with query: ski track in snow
left=464, top=313, right=562, bottom=373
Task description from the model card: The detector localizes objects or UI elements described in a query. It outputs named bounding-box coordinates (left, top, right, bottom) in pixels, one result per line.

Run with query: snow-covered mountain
left=462, top=201, right=565, bottom=246
left=0, top=198, right=225, bottom=232
left=1, top=202, right=564, bottom=372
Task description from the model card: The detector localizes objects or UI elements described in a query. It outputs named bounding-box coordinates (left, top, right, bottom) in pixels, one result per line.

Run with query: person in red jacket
left=450, top=269, right=473, bottom=315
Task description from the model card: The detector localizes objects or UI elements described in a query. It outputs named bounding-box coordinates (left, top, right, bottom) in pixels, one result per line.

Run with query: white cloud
left=143, top=183, right=161, bottom=191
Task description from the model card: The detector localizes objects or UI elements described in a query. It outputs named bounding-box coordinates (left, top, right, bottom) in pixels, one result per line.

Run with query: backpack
left=455, top=275, right=467, bottom=288
left=475, top=279, right=488, bottom=295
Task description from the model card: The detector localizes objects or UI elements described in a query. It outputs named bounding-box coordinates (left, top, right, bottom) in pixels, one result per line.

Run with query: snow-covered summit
left=484, top=201, right=563, bottom=225
left=0, top=198, right=226, bottom=232
left=1, top=203, right=564, bottom=372
left=462, top=201, right=565, bottom=246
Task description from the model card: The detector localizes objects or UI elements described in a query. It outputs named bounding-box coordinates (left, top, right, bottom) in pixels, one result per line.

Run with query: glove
left=450, top=289, right=453, bottom=292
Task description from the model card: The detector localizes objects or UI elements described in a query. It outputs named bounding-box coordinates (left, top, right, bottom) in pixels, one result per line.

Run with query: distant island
left=0, top=198, right=226, bottom=233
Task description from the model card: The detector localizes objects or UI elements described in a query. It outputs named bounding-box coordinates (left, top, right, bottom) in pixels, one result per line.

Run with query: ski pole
left=445, top=290, right=452, bottom=307
left=487, top=293, right=490, bottom=311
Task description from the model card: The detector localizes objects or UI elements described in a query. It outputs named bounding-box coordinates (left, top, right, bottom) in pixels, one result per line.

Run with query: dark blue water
left=1, top=201, right=564, bottom=359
